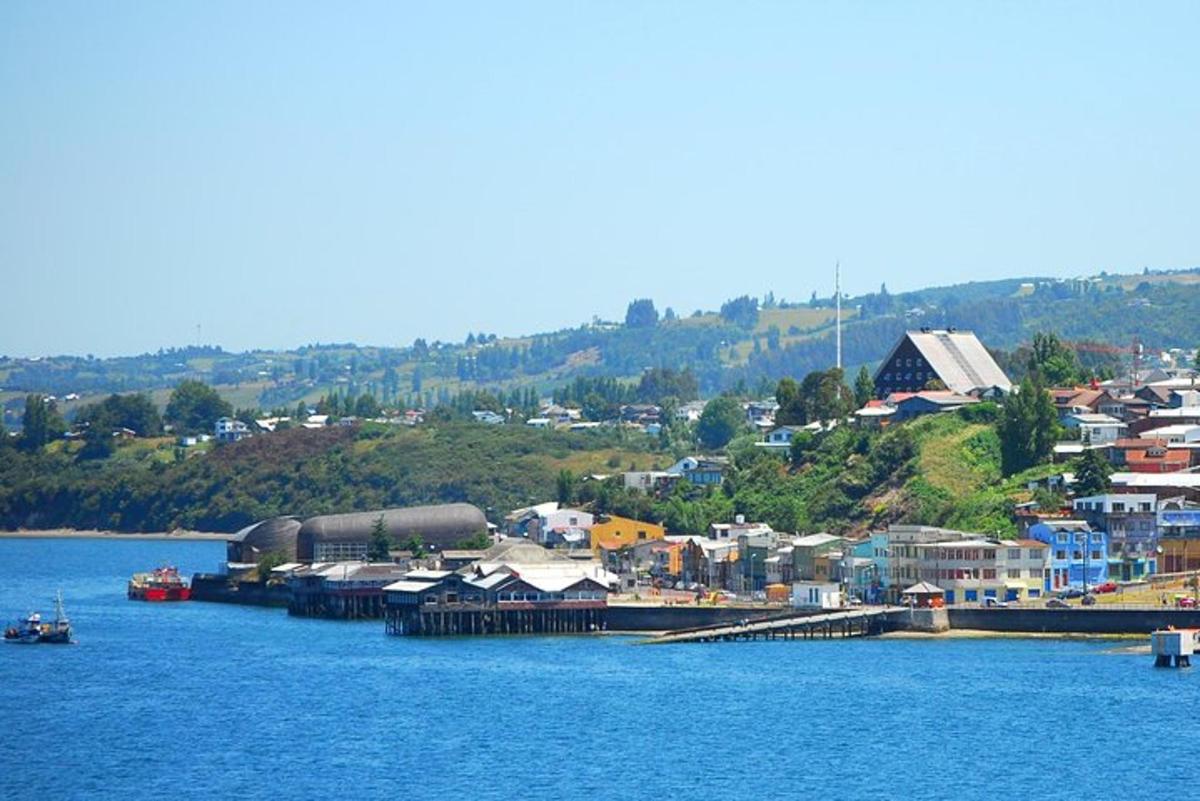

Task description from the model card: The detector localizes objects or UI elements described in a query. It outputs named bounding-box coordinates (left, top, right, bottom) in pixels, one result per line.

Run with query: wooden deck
left=643, top=606, right=906, bottom=644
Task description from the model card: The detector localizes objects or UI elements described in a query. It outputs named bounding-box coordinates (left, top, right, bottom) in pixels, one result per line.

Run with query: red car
left=1177, top=597, right=1197, bottom=609
left=1092, top=582, right=1118, bottom=594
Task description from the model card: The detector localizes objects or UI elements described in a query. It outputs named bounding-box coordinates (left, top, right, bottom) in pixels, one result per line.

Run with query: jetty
left=645, top=606, right=906, bottom=644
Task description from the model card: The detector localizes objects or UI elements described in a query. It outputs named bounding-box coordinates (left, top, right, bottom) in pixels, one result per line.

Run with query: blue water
left=0, top=538, right=1194, bottom=801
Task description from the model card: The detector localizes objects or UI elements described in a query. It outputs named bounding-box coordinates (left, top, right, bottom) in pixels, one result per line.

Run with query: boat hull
left=127, top=585, right=191, bottom=602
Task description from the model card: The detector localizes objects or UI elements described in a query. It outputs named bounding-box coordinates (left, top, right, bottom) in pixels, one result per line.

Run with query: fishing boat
left=4, top=592, right=73, bottom=644
left=128, top=565, right=192, bottom=601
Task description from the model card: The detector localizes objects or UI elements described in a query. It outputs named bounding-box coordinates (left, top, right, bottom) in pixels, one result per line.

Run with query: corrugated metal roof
left=884, top=330, right=1012, bottom=394
left=383, top=580, right=439, bottom=593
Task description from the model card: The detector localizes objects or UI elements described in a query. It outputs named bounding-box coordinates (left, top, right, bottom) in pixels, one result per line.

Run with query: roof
left=1148, top=407, right=1200, bottom=419
left=792, top=533, right=843, bottom=548
left=879, top=330, right=1012, bottom=395
left=382, top=580, right=439, bottom=593
left=1108, top=470, right=1200, bottom=489
left=1068, top=413, right=1122, bottom=425
left=297, top=503, right=488, bottom=556
left=896, top=391, right=978, bottom=407
left=902, top=581, right=944, bottom=595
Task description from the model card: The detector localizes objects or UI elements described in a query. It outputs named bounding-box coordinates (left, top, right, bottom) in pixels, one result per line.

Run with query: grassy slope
left=843, top=414, right=1058, bottom=539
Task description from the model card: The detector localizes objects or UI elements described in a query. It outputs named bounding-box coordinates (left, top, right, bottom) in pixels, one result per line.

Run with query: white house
left=1138, top=424, right=1200, bottom=445
left=1064, top=413, right=1126, bottom=446
left=756, top=425, right=804, bottom=451
left=214, top=417, right=251, bottom=443
left=792, top=581, right=841, bottom=609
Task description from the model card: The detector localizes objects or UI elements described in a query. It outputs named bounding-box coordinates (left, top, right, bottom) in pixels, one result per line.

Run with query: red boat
left=128, top=566, right=192, bottom=601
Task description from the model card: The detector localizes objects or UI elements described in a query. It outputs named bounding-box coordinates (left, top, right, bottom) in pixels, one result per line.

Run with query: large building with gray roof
left=873, top=328, right=1012, bottom=398
left=296, top=502, right=489, bottom=561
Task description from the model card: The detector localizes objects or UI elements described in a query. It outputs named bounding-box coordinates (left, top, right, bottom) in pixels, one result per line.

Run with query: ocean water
left=0, top=537, right=1193, bottom=801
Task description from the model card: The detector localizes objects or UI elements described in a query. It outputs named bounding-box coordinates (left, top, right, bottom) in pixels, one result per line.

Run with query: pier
left=644, top=606, right=906, bottom=644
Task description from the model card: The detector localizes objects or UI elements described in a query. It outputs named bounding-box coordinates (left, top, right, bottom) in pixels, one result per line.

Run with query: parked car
left=982, top=597, right=1009, bottom=608
left=1046, top=598, right=1071, bottom=608
left=1177, top=596, right=1197, bottom=609
left=1081, top=594, right=1097, bottom=606
left=1092, top=582, right=1118, bottom=594
left=1057, top=587, right=1085, bottom=599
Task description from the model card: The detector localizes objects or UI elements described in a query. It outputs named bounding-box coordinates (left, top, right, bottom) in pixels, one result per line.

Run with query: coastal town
left=153, top=326, right=1200, bottom=641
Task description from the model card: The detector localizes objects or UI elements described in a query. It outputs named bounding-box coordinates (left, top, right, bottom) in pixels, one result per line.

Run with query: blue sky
left=2, top=1, right=1197, bottom=357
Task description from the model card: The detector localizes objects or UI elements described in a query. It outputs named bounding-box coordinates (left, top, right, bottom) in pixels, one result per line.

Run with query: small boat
left=128, top=565, right=192, bottom=601
left=4, top=592, right=73, bottom=644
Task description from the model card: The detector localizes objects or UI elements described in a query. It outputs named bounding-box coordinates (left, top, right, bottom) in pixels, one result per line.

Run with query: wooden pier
left=644, top=606, right=906, bottom=644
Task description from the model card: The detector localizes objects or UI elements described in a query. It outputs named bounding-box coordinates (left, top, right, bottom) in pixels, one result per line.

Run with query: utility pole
left=835, top=261, right=842, bottom=371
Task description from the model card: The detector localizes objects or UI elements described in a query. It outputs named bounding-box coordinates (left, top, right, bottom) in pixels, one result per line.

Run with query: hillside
left=0, top=406, right=1061, bottom=539
left=3, top=267, right=1200, bottom=425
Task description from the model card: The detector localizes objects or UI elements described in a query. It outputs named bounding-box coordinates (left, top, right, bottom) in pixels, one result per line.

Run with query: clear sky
left=2, top=2, right=1197, bottom=357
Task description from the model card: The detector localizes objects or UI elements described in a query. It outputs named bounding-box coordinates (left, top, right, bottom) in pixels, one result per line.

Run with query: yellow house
left=590, top=514, right=666, bottom=556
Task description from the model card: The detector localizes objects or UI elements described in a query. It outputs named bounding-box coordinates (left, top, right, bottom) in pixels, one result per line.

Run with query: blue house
left=1027, top=520, right=1108, bottom=591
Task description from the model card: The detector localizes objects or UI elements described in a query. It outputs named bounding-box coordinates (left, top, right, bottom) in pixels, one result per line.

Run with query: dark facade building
left=874, top=329, right=1011, bottom=399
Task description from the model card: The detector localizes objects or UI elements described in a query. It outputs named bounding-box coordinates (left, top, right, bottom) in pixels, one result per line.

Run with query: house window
left=1091, top=550, right=1103, bottom=561
left=638, top=531, right=647, bottom=540
left=1056, top=533, right=1067, bottom=543
left=1113, top=503, right=1125, bottom=512
left=983, top=569, right=997, bottom=580
left=895, top=358, right=902, bottom=367
left=1008, top=548, right=1022, bottom=559
left=1008, top=569, right=1022, bottom=579
left=1056, top=550, right=1067, bottom=560
left=906, top=358, right=912, bottom=367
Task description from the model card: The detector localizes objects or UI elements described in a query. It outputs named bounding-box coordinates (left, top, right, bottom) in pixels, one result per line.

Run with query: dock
left=644, top=606, right=906, bottom=644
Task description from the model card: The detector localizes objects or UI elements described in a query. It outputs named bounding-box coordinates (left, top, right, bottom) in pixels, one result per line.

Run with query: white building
left=792, top=581, right=841, bottom=609
left=214, top=417, right=251, bottom=443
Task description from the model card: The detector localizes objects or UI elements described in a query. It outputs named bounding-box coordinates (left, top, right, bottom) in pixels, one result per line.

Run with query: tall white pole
left=835, top=261, right=842, bottom=370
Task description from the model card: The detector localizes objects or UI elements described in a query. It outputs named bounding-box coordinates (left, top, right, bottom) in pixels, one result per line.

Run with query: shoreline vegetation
left=0, top=528, right=227, bottom=541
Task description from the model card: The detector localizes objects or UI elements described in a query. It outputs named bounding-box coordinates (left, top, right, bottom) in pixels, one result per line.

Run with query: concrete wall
left=948, top=607, right=1200, bottom=634
left=607, top=604, right=789, bottom=632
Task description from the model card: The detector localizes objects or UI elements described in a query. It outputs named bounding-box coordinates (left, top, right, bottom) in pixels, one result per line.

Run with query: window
left=1028, top=549, right=1042, bottom=560
left=983, top=569, right=997, bottom=580
left=916, top=357, right=924, bottom=367
left=1056, top=550, right=1067, bottom=560
left=1091, top=550, right=1103, bottom=561
left=1113, top=502, right=1125, bottom=512
left=906, top=358, right=912, bottom=367
left=1056, top=533, right=1068, bottom=543
left=895, top=358, right=902, bottom=367
left=637, top=531, right=647, bottom=540
left=983, top=549, right=996, bottom=560
left=1008, top=569, right=1022, bottom=579
left=1008, top=548, right=1022, bottom=560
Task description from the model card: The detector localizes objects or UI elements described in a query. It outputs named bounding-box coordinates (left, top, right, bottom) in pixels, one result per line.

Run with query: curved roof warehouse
left=227, top=516, right=302, bottom=564
left=296, top=503, right=489, bottom=561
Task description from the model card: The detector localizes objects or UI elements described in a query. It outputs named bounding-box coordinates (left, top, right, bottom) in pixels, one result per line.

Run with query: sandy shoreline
left=0, top=529, right=228, bottom=541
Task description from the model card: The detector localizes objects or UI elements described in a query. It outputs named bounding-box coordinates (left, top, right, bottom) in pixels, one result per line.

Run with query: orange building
left=589, top=514, right=666, bottom=556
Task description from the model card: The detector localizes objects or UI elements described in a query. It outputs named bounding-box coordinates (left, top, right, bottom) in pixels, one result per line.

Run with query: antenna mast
left=835, top=261, right=842, bottom=370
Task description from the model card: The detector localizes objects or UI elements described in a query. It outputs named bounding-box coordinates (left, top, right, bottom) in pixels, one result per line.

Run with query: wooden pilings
left=384, top=605, right=606, bottom=637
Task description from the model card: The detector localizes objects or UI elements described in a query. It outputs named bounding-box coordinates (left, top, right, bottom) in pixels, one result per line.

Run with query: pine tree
left=367, top=515, right=392, bottom=562
left=1074, top=448, right=1112, bottom=497
left=853, top=365, right=875, bottom=407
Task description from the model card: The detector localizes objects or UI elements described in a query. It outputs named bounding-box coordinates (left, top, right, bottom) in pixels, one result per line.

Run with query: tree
left=766, top=325, right=781, bottom=351
left=697, top=396, right=744, bottom=450
left=355, top=393, right=381, bottom=418
left=165, top=380, right=233, bottom=435
left=719, top=295, right=759, bottom=329
left=367, top=514, right=392, bottom=561
left=1074, top=448, right=1112, bottom=497
left=853, top=366, right=875, bottom=407
left=556, top=469, right=576, bottom=505
left=998, top=377, right=1059, bottom=475
left=625, top=298, right=659, bottom=329
left=778, top=368, right=853, bottom=425
left=75, top=393, right=162, bottom=437
left=1027, top=332, right=1079, bottom=386
left=19, top=394, right=65, bottom=451
left=401, top=533, right=426, bottom=558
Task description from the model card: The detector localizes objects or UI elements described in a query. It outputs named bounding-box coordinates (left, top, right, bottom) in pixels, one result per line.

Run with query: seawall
left=191, top=574, right=290, bottom=608
left=607, top=604, right=796, bottom=632
left=948, top=607, right=1200, bottom=634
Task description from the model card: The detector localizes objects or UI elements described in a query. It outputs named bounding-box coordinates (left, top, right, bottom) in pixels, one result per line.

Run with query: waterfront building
left=590, top=514, right=666, bottom=558
left=1072, top=493, right=1158, bottom=580
left=791, top=533, right=844, bottom=582
left=296, top=503, right=489, bottom=561
left=288, top=562, right=411, bottom=619
left=674, top=536, right=739, bottom=590
left=226, top=516, right=301, bottom=565
left=1157, top=503, right=1200, bottom=573
left=792, top=581, right=841, bottom=609
left=383, top=539, right=614, bottom=636
left=1026, top=520, right=1109, bottom=591
left=905, top=538, right=1050, bottom=604
left=738, top=530, right=779, bottom=593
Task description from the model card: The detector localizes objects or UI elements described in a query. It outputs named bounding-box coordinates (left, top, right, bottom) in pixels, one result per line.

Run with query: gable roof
left=877, top=330, right=1011, bottom=395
